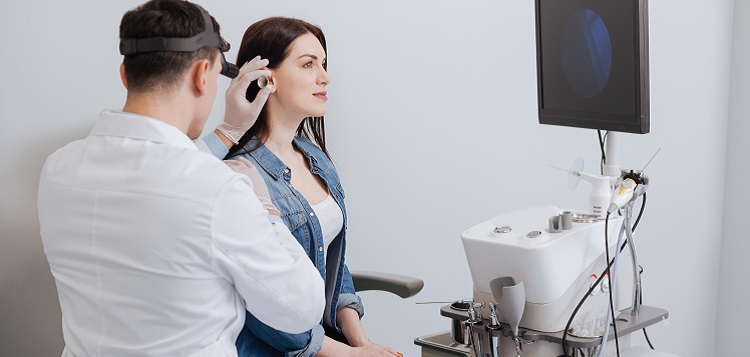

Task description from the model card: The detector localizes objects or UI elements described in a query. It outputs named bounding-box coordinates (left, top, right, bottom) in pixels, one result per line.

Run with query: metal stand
left=415, top=305, right=668, bottom=356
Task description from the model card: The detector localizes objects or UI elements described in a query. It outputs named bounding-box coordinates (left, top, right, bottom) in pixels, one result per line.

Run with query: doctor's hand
left=216, top=56, right=276, bottom=147
left=224, top=157, right=279, bottom=216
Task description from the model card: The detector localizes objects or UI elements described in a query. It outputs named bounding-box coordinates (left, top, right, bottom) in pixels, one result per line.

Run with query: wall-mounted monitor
left=535, top=0, right=650, bottom=134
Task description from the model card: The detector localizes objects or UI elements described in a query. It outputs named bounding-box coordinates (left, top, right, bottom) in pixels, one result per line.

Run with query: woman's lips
left=313, top=91, right=328, bottom=101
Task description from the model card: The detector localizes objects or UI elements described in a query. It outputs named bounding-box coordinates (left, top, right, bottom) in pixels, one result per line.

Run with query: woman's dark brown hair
left=225, top=17, right=329, bottom=160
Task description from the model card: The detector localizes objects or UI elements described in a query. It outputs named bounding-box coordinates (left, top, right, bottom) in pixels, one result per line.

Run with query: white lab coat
left=38, top=111, right=324, bottom=357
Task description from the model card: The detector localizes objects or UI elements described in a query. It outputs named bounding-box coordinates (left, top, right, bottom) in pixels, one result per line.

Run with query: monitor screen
left=535, top=0, right=650, bottom=134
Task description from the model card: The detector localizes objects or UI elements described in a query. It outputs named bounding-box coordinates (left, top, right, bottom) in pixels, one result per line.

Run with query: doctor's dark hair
left=225, top=17, right=330, bottom=160
left=119, top=0, right=221, bottom=92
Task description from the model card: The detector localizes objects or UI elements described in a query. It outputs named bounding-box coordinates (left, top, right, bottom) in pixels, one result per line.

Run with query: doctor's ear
left=119, top=64, right=128, bottom=89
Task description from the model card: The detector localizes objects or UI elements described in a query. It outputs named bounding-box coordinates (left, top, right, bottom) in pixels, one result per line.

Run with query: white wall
left=0, top=1, right=736, bottom=356
left=716, top=0, right=750, bottom=355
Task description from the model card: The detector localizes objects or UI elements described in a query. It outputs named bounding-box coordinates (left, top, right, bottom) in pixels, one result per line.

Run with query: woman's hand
left=334, top=308, right=402, bottom=357
left=216, top=56, right=276, bottom=147
left=224, top=157, right=279, bottom=216
left=319, top=337, right=402, bottom=357
left=349, top=342, right=402, bottom=357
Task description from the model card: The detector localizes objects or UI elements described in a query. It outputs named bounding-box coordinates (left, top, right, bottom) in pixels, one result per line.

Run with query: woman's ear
left=266, top=73, right=277, bottom=93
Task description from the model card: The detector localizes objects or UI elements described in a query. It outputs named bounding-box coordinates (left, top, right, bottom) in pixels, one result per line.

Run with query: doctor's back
left=37, top=112, right=324, bottom=356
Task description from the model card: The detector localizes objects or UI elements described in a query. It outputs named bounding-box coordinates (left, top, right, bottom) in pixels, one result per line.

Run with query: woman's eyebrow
left=297, top=54, right=326, bottom=61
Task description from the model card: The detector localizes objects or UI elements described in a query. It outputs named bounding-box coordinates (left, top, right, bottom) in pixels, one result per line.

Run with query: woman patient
left=225, top=17, right=401, bottom=357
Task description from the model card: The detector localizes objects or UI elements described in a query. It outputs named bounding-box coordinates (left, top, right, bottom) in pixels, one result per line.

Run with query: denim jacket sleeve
left=196, top=131, right=230, bottom=159
left=336, top=264, right=364, bottom=319
left=241, top=310, right=325, bottom=357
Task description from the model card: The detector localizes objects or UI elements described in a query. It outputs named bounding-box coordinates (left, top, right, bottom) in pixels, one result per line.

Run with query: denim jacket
left=221, top=137, right=364, bottom=357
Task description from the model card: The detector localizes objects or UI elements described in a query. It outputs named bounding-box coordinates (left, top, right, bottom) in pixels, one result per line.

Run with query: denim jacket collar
left=247, top=137, right=330, bottom=180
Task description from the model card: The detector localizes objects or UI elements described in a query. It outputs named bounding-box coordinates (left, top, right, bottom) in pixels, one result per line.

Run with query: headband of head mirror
left=119, top=5, right=239, bottom=78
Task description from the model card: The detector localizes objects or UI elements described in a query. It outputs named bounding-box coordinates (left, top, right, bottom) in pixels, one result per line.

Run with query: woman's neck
left=264, top=111, right=305, bottom=159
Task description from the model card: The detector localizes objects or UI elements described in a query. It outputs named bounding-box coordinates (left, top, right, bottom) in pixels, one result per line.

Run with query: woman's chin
left=308, top=108, right=327, bottom=118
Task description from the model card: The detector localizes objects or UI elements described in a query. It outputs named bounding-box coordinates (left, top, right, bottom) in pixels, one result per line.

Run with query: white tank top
left=311, top=194, right=343, bottom=253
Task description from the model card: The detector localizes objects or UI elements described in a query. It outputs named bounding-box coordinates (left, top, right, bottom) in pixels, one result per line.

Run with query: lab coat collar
left=91, top=110, right=198, bottom=151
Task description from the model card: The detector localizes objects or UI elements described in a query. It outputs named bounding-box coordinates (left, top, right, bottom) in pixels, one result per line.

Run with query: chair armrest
left=351, top=271, right=424, bottom=299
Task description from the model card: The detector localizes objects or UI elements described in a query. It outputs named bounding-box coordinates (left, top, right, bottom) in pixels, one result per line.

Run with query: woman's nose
left=318, top=68, right=330, bottom=85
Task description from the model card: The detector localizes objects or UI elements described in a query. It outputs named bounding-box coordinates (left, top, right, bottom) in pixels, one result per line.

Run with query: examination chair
left=324, top=271, right=424, bottom=344
left=351, top=271, right=424, bottom=299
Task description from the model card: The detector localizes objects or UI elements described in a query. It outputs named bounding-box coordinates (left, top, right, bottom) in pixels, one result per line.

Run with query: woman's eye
left=304, top=61, right=313, bottom=68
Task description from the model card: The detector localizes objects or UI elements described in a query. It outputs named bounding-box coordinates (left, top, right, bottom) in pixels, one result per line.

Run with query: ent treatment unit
left=414, top=0, right=678, bottom=355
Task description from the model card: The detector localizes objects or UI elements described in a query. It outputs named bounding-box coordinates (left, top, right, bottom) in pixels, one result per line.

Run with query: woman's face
left=269, top=33, right=330, bottom=119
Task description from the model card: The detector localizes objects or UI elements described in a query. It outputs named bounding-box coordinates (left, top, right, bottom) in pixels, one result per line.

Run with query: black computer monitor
left=535, top=0, right=650, bottom=134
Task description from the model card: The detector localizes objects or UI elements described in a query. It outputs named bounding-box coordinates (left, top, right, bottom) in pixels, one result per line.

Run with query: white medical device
left=461, top=205, right=634, bottom=333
